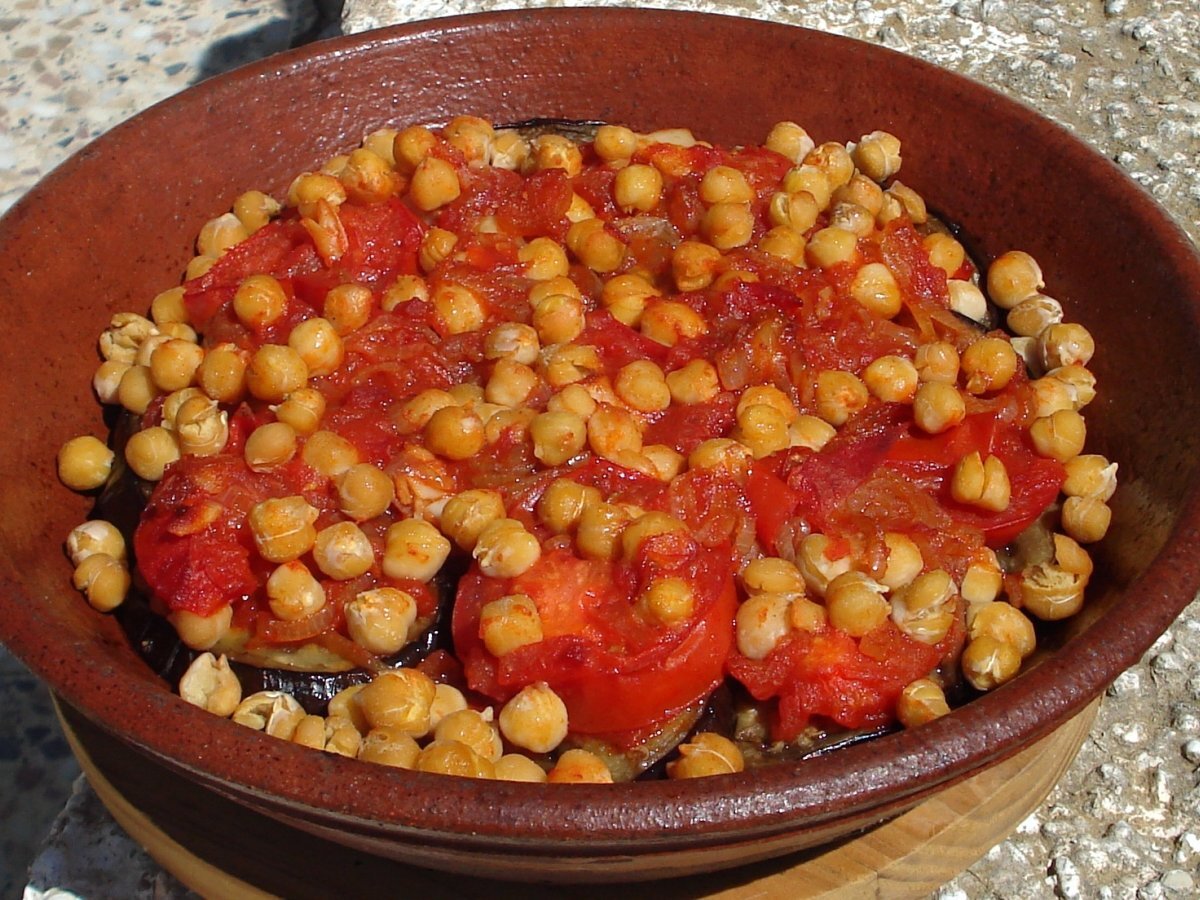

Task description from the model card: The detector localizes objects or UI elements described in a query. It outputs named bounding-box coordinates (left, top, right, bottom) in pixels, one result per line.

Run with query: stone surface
left=1, top=0, right=1197, bottom=897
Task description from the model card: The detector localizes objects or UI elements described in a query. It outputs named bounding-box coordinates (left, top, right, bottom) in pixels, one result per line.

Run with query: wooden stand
left=57, top=699, right=1098, bottom=900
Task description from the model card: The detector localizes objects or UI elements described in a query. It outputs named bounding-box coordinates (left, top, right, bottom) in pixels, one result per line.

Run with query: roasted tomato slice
left=452, top=541, right=737, bottom=741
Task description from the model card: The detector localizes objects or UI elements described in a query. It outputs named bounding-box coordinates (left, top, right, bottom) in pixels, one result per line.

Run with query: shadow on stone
left=191, top=0, right=345, bottom=84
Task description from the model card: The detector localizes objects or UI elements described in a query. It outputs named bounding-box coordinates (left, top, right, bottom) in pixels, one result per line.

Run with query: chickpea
left=826, top=572, right=891, bottom=638
left=736, top=592, right=792, bottom=660
left=961, top=549, right=1003, bottom=606
left=950, top=451, right=1012, bottom=512
left=734, top=403, right=790, bottom=459
left=483, top=322, right=540, bottom=366
left=961, top=337, right=1018, bottom=395
left=671, top=240, right=723, bottom=292
left=947, top=279, right=989, bottom=323
left=1062, top=454, right=1118, bottom=502
left=880, top=532, right=924, bottom=591
left=885, top=181, right=928, bottom=224
left=383, top=518, right=452, bottom=582
left=962, top=635, right=1022, bottom=691
left=312, top=521, right=374, bottom=580
left=1006, top=293, right=1063, bottom=337
left=788, top=415, right=837, bottom=451
left=428, top=682, right=469, bottom=730
left=197, top=343, right=248, bottom=404
left=1061, top=495, right=1112, bottom=544
left=665, top=359, right=721, bottom=405
left=576, top=501, right=632, bottom=561
left=480, top=594, right=544, bottom=658
left=795, top=533, right=854, bottom=597
left=233, top=274, right=288, bottom=331
left=357, top=669, right=436, bottom=736
left=815, top=369, right=870, bottom=426
left=246, top=344, right=308, bottom=403
left=490, top=130, right=529, bottom=170
left=986, top=250, right=1044, bottom=309
left=863, top=355, right=919, bottom=403
left=530, top=410, right=588, bottom=466
left=541, top=343, right=603, bottom=388
left=232, top=691, right=304, bottom=739
left=57, top=435, right=114, bottom=492
left=547, top=749, right=613, bottom=784
left=896, top=678, right=950, bottom=729
left=593, top=124, right=638, bottom=161
left=93, top=359, right=131, bottom=404
left=852, top=130, right=902, bottom=182
left=667, top=732, right=745, bottom=779
left=178, top=652, right=242, bottom=718
left=124, top=426, right=181, bottom=481
left=301, top=429, right=359, bottom=477
left=358, top=727, right=421, bottom=769
left=494, top=754, right=549, bottom=783
left=442, top=115, right=495, bottom=166
left=805, top=227, right=858, bottom=268
left=849, top=262, right=902, bottom=318
left=410, top=156, right=461, bottom=211
left=1029, top=408, right=1087, bottom=462
left=640, top=300, right=708, bottom=347
left=759, top=225, right=807, bottom=265
left=565, top=218, right=625, bottom=273
left=968, top=601, right=1036, bottom=659
left=688, top=438, right=752, bottom=479
left=741, top=557, right=805, bottom=595
left=914, top=341, right=960, bottom=384
left=923, top=232, right=966, bottom=278
left=804, top=141, right=855, bottom=189
left=890, top=569, right=956, bottom=645
left=531, top=292, right=585, bottom=345
left=435, top=708, right=503, bottom=763
left=614, top=360, right=671, bottom=412
left=71, top=553, right=130, bottom=612
left=65, top=520, right=126, bottom=566
left=536, top=479, right=601, bottom=535
left=473, top=519, right=541, bottom=578
left=392, top=125, right=437, bottom=174
left=532, top=133, right=583, bottom=176
left=912, top=382, right=966, bottom=434
left=614, top=163, right=664, bottom=212
left=764, top=121, right=815, bottom=163
left=424, top=405, right=485, bottom=461
left=439, top=489, right=506, bottom=550
left=702, top=202, right=754, bottom=250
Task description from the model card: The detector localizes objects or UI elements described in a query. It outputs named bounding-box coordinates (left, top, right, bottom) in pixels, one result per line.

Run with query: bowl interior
left=2, top=7, right=1199, bottom=874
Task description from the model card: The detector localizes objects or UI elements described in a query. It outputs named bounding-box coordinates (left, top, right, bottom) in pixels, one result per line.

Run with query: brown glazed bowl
left=2, top=8, right=1199, bottom=884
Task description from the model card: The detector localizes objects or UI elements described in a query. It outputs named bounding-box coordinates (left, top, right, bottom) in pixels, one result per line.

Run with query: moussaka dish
left=56, top=117, right=1114, bottom=784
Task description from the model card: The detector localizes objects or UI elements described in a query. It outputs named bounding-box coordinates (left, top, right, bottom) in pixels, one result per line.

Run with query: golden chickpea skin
left=174, top=395, right=229, bottom=457
left=796, top=533, right=855, bottom=597
left=923, top=232, right=966, bottom=278
left=485, top=358, right=539, bottom=408
left=93, top=359, right=131, bottom=404
left=71, top=553, right=130, bottom=612
left=169, top=605, right=233, bottom=651
left=961, top=337, right=1018, bottom=395
left=266, top=560, right=326, bottom=621
left=424, top=405, right=485, bottom=461
left=346, top=588, right=418, bottom=656
left=358, top=669, right=437, bottom=736
left=912, top=381, right=966, bottom=434
left=741, top=557, right=805, bottom=595
left=518, top=236, right=569, bottom=281
left=381, top=273, right=429, bottom=311
left=499, top=682, right=569, bottom=754
left=272, top=387, right=325, bottom=436
left=532, top=293, right=585, bottom=345
left=815, top=370, right=869, bottom=427
left=244, top=421, right=297, bottom=472
left=1061, top=495, right=1112, bottom=544
left=668, top=240, right=719, bottom=293
left=58, top=435, right=115, bottom=492
left=233, top=274, right=288, bottom=331
left=197, top=343, right=248, bottom=404
left=483, top=322, right=540, bottom=366
left=529, top=410, right=588, bottom=467
left=1063, top=454, right=1118, bottom=502
left=667, top=732, right=745, bottom=779
left=474, top=520, right=541, bottom=578
left=614, top=163, right=664, bottom=212
left=699, top=165, right=754, bottom=204
left=442, top=115, right=495, bottom=166
left=961, top=550, right=1003, bottom=606
left=890, top=569, right=956, bottom=645
left=178, top=652, right=242, bottom=718
left=494, top=754, right=548, bottom=783
left=914, top=341, right=960, bottom=384
left=830, top=202, right=875, bottom=238
left=826, top=572, right=891, bottom=638
left=196, top=212, right=248, bottom=257
left=883, top=181, right=928, bottom=224
left=986, top=250, right=1044, bottom=309
left=392, top=125, right=437, bottom=174
left=736, top=592, right=792, bottom=660
left=383, top=518, right=451, bottom=582
left=1039, top=322, right=1095, bottom=371
left=621, top=512, right=688, bottom=562
left=791, top=596, right=830, bottom=632
left=849, top=262, right=902, bottom=318
left=593, top=124, right=638, bottom=161
left=962, top=635, right=1022, bottom=691
left=765, top=121, right=815, bottom=163
left=312, top=521, right=374, bottom=580
left=336, top=462, right=394, bottom=521
left=1029, top=408, right=1087, bottom=462
left=322, top=283, right=374, bottom=335
left=288, top=172, right=346, bottom=217
left=65, top=520, right=126, bottom=567
left=434, top=708, right=503, bottom=763
left=947, top=279, right=989, bottom=323
left=666, top=359, right=721, bottom=405
left=566, top=218, right=625, bottom=273
left=410, top=156, right=461, bottom=211
left=851, top=130, right=903, bottom=182
left=301, top=430, right=359, bottom=478
left=613, top=360, right=670, bottom=412
left=702, top=202, right=755, bottom=250
left=246, top=344, right=308, bottom=403
left=968, top=600, right=1036, bottom=659
left=640, top=300, right=708, bottom=347
left=440, top=489, right=506, bottom=550
left=358, top=727, right=421, bottom=769
left=148, top=339, right=203, bottom=393
left=863, top=355, right=919, bottom=403
left=185, top=254, right=216, bottom=280
left=880, top=532, right=924, bottom=591
left=394, top=388, right=456, bottom=435
left=433, top=283, right=486, bottom=336
left=804, top=141, right=855, bottom=189
left=532, top=133, right=583, bottom=176
left=897, top=678, right=950, bottom=729
left=576, top=501, right=632, bottom=561
left=688, top=438, right=753, bottom=479
left=536, top=479, right=601, bottom=535
left=587, top=404, right=644, bottom=459
left=232, top=189, right=281, bottom=233
left=951, top=451, right=1012, bottom=512
left=290, top=713, right=328, bottom=749
left=601, top=273, right=660, bottom=328
left=735, top=403, right=790, bottom=459
left=248, top=495, right=318, bottom=564
left=548, top=749, right=613, bottom=784
left=338, top=147, right=398, bottom=204
left=480, top=594, right=544, bottom=658
left=805, top=227, right=858, bottom=268
left=789, top=415, right=837, bottom=451
left=117, top=365, right=158, bottom=415
left=759, top=225, right=807, bottom=265
left=834, top=173, right=886, bottom=217
left=768, top=190, right=821, bottom=234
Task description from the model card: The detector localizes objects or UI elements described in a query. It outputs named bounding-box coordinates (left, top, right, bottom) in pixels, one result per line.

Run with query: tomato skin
left=746, top=459, right=804, bottom=554
left=452, top=546, right=737, bottom=736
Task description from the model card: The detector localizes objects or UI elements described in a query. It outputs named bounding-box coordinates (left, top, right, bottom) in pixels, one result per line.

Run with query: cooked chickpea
left=392, top=125, right=437, bottom=173
left=986, top=250, right=1044, bottom=309
left=168, top=605, right=232, bottom=651
left=815, top=370, right=869, bottom=426
left=863, top=355, right=918, bottom=403
left=640, top=300, right=708, bottom=347
left=796, top=533, right=854, bottom=597
left=614, top=163, right=664, bottom=212
left=124, top=426, right=181, bottom=481
left=288, top=172, right=346, bottom=217
left=765, top=121, right=815, bottom=163
left=410, top=156, right=461, bottom=211
left=885, top=181, right=928, bottom=224
left=232, top=691, right=304, bottom=739
left=804, top=141, right=855, bottom=189
left=482, top=323, right=540, bottom=368
left=688, top=438, right=753, bottom=478
left=587, top=404, right=643, bottom=461
left=923, top=232, right=966, bottom=278
left=233, top=189, right=281, bottom=232
left=71, top=553, right=130, bottom=612
left=343, top=587, right=417, bottom=656
left=196, top=343, right=248, bottom=404
left=1047, top=364, right=1097, bottom=409
left=233, top=274, right=288, bottom=331
left=435, top=708, right=503, bottom=763
left=357, top=727, right=421, bottom=769
left=1061, top=495, right=1112, bottom=544
left=178, top=652, right=242, bottom=717
left=759, top=225, right=807, bottom=265
left=245, top=344, right=308, bottom=403
left=896, top=678, right=950, bottom=728
left=600, top=273, right=659, bottom=327
left=424, top=405, right=485, bottom=460
left=734, top=403, right=790, bottom=459
left=890, top=569, right=956, bottom=645
left=880, top=532, right=924, bottom=591
left=702, top=201, right=755, bottom=250
left=805, top=226, right=858, bottom=268
left=298, top=430, right=358, bottom=480
left=482, top=358, right=537, bottom=409
left=736, top=592, right=792, bottom=660
left=851, top=130, right=902, bottom=182
left=265, top=560, right=326, bottom=621
left=961, top=550, right=1003, bottom=606
left=1062, top=454, right=1118, bottom=501
left=614, top=360, right=670, bottom=412
left=788, top=415, right=837, bottom=451
left=494, top=754, right=549, bottom=783
left=480, top=593, right=544, bottom=657
left=65, top=520, right=126, bottom=566
left=741, top=557, right=805, bottom=595
left=529, top=410, right=588, bottom=466
left=848, top=262, right=902, bottom=318
left=532, top=133, right=583, bottom=176
left=383, top=518, right=451, bottom=582
left=914, top=341, right=960, bottom=384
left=912, top=381, right=966, bottom=434
left=436, top=489, right=505, bottom=551
left=311, top=521, right=374, bottom=580
left=826, top=572, right=891, bottom=638
left=1029, top=408, right=1086, bottom=462
left=548, top=749, right=612, bottom=784
left=240, top=421, right=295, bottom=472
left=830, top=202, right=875, bottom=238
left=962, top=635, right=1022, bottom=691
left=968, top=600, right=1036, bottom=659
left=433, top=283, right=486, bottom=336
left=951, top=451, right=1011, bottom=512
left=665, top=359, right=721, bottom=405
left=473, top=519, right=541, bottom=578
left=575, top=501, right=632, bottom=561
left=57, top=435, right=114, bottom=492
left=174, top=395, right=229, bottom=456
left=117, top=365, right=158, bottom=415
left=531, top=292, right=585, bottom=345
left=947, top=279, right=989, bottom=323
left=565, top=218, right=625, bottom=273
left=961, top=337, right=1018, bottom=395
left=1006, top=293, right=1063, bottom=337
left=672, top=240, right=723, bottom=292
left=536, top=479, right=601, bottom=535
left=667, top=731, right=746, bottom=780
left=147, top=338, right=203, bottom=393
left=358, top=669, right=436, bottom=736
left=1038, top=322, right=1095, bottom=371
left=636, top=577, right=694, bottom=627
left=518, top=236, right=569, bottom=281
left=593, top=124, right=638, bottom=161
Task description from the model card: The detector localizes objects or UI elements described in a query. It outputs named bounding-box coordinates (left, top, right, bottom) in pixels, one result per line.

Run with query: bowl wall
left=2, top=8, right=1199, bottom=881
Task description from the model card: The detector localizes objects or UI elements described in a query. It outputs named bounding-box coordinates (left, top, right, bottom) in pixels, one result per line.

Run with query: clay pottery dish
left=1, top=8, right=1198, bottom=883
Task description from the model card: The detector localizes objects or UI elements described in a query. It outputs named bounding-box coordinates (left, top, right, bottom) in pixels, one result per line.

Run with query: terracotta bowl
left=2, top=8, right=1199, bottom=883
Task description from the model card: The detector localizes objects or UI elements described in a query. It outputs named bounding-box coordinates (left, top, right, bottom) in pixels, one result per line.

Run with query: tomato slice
left=452, top=544, right=737, bottom=738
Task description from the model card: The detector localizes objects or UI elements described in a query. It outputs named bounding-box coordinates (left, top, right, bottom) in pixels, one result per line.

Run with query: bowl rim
left=4, top=5, right=1200, bottom=852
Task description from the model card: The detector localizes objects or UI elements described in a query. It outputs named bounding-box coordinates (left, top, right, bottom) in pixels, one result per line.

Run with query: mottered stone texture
left=4, top=1, right=1198, bottom=897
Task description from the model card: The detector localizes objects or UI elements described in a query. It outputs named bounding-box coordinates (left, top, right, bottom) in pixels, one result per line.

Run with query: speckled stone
left=4, top=0, right=1199, bottom=897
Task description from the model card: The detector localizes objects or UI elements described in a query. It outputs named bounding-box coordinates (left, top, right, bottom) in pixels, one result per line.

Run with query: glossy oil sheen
left=1, top=9, right=1199, bottom=882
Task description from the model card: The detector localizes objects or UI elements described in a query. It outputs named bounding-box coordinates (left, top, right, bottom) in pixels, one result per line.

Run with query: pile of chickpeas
left=56, top=114, right=1116, bottom=779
